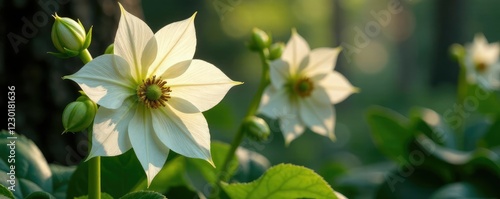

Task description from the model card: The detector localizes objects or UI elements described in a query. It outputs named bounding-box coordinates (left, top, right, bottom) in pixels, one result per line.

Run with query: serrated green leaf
left=222, top=164, right=338, bottom=199
left=67, top=150, right=145, bottom=199
left=366, top=106, right=412, bottom=161
left=0, top=184, right=14, bottom=199
left=119, top=191, right=166, bottom=199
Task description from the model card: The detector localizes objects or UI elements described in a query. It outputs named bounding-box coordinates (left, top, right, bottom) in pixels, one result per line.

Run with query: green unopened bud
left=248, top=28, right=271, bottom=51
left=244, top=116, right=270, bottom=142
left=104, top=43, right=114, bottom=54
left=449, top=43, right=465, bottom=62
left=62, top=95, right=97, bottom=133
left=50, top=13, right=92, bottom=58
left=268, top=42, right=285, bottom=60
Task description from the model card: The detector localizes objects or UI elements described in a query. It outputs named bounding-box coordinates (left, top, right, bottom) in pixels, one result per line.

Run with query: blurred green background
left=2, top=0, right=500, bottom=198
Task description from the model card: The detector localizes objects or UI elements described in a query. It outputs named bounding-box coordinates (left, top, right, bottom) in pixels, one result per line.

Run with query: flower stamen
left=475, top=61, right=487, bottom=73
left=137, top=75, right=171, bottom=109
left=293, top=77, right=314, bottom=97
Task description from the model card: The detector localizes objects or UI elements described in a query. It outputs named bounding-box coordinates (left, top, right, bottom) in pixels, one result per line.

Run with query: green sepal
left=63, top=47, right=80, bottom=57
left=105, top=43, right=114, bottom=54
left=83, top=26, right=93, bottom=50
left=47, top=51, right=73, bottom=59
left=268, top=42, right=285, bottom=60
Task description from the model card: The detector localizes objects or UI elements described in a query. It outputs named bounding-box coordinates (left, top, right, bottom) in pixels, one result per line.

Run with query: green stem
left=210, top=50, right=270, bottom=199
left=88, top=128, right=101, bottom=199
left=79, top=50, right=100, bottom=199
left=247, top=50, right=270, bottom=117
left=79, top=49, right=93, bottom=64
left=456, top=54, right=467, bottom=150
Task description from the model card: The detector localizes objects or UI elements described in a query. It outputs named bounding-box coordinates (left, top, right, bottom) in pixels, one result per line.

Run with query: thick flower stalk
left=464, top=34, right=500, bottom=90
left=64, top=4, right=240, bottom=185
left=258, top=30, right=357, bottom=145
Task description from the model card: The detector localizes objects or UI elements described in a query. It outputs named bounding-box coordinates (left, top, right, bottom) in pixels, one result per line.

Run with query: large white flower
left=258, top=30, right=357, bottom=145
left=465, top=33, right=500, bottom=90
left=64, top=4, right=240, bottom=185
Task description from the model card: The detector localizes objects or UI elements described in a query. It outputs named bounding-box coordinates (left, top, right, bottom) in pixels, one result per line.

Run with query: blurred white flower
left=465, top=33, right=500, bottom=90
left=258, top=30, right=357, bottom=145
left=65, top=4, right=240, bottom=185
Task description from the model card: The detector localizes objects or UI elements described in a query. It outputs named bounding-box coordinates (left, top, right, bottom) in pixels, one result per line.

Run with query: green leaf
left=411, top=134, right=500, bottom=180
left=366, top=106, right=412, bottom=161
left=466, top=84, right=500, bottom=115
left=376, top=168, right=445, bottom=199
left=186, top=141, right=239, bottom=185
left=409, top=107, right=456, bottom=149
left=430, top=182, right=494, bottom=199
left=107, top=141, right=238, bottom=198
left=334, top=162, right=394, bottom=198
left=174, top=141, right=239, bottom=197
left=24, top=191, right=56, bottom=199
left=0, top=184, right=14, bottom=199
left=67, top=150, right=145, bottom=199
left=69, top=141, right=238, bottom=198
left=406, top=134, right=471, bottom=182
left=413, top=134, right=471, bottom=166
left=232, top=147, right=270, bottom=183
left=462, top=148, right=500, bottom=178
left=463, top=121, right=490, bottom=151
left=132, top=157, right=191, bottom=194
left=478, top=114, right=500, bottom=148
left=74, top=192, right=114, bottom=199
left=120, top=191, right=166, bottom=199
left=222, top=164, right=338, bottom=199
left=0, top=131, right=53, bottom=198
left=133, top=141, right=238, bottom=196
left=49, top=164, right=76, bottom=199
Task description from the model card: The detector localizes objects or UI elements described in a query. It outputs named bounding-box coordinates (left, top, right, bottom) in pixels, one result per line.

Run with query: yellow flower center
left=293, top=77, right=314, bottom=97
left=475, top=61, right=487, bottom=73
left=137, top=75, right=171, bottom=109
